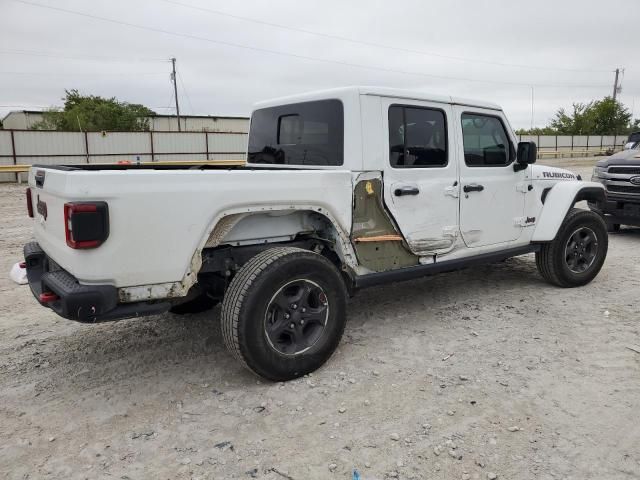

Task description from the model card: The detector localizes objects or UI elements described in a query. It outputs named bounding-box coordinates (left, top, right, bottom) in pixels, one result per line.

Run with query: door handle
left=463, top=184, right=484, bottom=193
left=394, top=186, right=420, bottom=196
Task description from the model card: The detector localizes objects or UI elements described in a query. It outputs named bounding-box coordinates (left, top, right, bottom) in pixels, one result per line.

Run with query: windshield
left=248, top=100, right=344, bottom=166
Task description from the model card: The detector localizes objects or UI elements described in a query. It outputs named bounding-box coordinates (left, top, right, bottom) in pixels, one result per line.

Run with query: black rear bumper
left=24, top=242, right=170, bottom=323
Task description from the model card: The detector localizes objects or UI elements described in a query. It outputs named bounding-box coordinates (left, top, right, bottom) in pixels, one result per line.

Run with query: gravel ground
left=1, top=160, right=639, bottom=480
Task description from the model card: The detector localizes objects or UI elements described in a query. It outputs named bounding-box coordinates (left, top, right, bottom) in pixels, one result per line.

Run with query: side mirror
left=515, top=141, right=537, bottom=171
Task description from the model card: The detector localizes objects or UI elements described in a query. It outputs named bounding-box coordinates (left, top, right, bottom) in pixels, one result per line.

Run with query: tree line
left=30, top=90, right=155, bottom=132
left=516, top=96, right=639, bottom=136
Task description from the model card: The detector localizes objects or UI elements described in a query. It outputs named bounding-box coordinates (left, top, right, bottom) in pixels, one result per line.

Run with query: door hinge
left=515, top=182, right=530, bottom=193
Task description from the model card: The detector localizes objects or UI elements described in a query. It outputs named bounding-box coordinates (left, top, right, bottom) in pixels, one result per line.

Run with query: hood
left=596, top=149, right=640, bottom=167
left=530, top=164, right=579, bottom=181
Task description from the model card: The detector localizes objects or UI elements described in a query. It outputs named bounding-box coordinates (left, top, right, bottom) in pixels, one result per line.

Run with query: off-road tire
left=220, top=247, right=348, bottom=381
left=536, top=208, right=608, bottom=288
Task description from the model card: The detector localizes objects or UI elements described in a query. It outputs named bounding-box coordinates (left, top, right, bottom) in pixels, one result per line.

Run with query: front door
left=382, top=99, right=460, bottom=256
left=454, top=107, right=527, bottom=247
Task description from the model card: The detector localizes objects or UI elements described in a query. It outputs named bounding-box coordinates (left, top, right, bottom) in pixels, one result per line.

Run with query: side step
left=354, top=244, right=540, bottom=289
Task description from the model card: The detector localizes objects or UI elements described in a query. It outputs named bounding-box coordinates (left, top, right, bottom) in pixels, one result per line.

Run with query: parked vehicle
left=590, top=147, right=640, bottom=230
left=24, top=87, right=608, bottom=380
left=623, top=131, right=640, bottom=150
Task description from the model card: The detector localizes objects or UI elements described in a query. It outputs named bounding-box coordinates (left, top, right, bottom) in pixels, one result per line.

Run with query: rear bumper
left=24, top=242, right=170, bottom=323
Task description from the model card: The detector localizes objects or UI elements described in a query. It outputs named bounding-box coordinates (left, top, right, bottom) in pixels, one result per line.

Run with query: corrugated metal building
left=151, top=115, right=248, bottom=132
left=1, top=110, right=249, bottom=132
left=1, top=110, right=45, bottom=129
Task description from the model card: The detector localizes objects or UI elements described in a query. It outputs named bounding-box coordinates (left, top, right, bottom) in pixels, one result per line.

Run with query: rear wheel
left=220, top=247, right=347, bottom=381
left=536, top=208, right=608, bottom=287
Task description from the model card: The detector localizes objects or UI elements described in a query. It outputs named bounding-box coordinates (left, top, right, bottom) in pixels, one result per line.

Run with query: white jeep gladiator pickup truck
left=24, top=87, right=608, bottom=381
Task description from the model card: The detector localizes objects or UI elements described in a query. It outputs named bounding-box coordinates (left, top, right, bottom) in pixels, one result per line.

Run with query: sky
left=1, top=0, right=638, bottom=130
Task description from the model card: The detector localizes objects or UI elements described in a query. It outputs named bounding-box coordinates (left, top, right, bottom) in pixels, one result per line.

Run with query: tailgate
left=28, top=167, right=78, bottom=277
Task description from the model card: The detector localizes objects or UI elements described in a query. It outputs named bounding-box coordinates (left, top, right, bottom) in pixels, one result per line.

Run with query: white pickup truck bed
left=30, top=165, right=353, bottom=288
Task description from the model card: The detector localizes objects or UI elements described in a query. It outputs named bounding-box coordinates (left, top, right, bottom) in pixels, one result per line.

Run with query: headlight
left=592, top=166, right=606, bottom=178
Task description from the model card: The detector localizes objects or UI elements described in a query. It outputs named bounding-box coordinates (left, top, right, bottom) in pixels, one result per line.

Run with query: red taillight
left=63, top=202, right=109, bottom=249
left=26, top=188, right=34, bottom=218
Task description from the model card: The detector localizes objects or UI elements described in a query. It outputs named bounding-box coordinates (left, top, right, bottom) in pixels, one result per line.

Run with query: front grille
left=608, top=166, right=640, bottom=175
left=607, top=184, right=640, bottom=194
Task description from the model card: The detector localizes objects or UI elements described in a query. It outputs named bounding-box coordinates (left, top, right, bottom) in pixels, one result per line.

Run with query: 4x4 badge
left=630, top=176, right=640, bottom=186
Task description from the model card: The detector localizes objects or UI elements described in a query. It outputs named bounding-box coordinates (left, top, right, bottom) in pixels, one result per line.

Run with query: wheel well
left=572, top=186, right=605, bottom=205
left=197, top=235, right=353, bottom=301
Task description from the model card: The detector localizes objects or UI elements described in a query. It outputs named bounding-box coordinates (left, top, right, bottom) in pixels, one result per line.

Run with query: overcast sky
left=1, top=0, right=638, bottom=129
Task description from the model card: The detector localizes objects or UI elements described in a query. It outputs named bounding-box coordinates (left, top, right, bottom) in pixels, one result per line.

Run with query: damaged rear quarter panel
left=351, top=173, right=419, bottom=272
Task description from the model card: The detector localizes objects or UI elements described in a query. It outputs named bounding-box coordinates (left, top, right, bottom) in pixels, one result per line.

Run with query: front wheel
left=536, top=208, right=608, bottom=287
left=220, top=247, right=348, bottom=381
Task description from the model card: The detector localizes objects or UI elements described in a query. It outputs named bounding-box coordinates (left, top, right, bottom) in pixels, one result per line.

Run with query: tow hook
left=39, top=291, right=59, bottom=303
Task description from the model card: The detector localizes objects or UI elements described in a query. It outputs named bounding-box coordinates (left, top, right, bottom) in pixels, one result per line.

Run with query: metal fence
left=517, top=134, right=629, bottom=156
left=0, top=129, right=248, bottom=181
left=0, top=130, right=631, bottom=182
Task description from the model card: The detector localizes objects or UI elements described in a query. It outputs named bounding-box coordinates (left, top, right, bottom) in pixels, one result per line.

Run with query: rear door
left=381, top=99, right=460, bottom=256
left=453, top=106, right=527, bottom=247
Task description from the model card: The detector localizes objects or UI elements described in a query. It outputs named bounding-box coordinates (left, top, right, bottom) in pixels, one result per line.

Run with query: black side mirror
left=515, top=141, right=537, bottom=171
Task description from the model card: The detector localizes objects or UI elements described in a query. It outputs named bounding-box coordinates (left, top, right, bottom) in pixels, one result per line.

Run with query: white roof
left=254, top=86, right=502, bottom=111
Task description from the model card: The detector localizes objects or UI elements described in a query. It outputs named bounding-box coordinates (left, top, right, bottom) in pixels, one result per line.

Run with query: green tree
left=517, top=96, right=638, bottom=135
left=515, top=126, right=557, bottom=135
left=588, top=97, right=633, bottom=134
left=549, top=97, right=633, bottom=135
left=31, top=89, right=155, bottom=131
left=549, top=101, right=594, bottom=135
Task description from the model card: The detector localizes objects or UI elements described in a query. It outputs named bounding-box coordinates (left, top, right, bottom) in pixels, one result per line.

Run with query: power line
left=0, top=104, right=51, bottom=108
left=0, top=48, right=170, bottom=63
left=10, top=0, right=611, bottom=90
left=177, top=71, right=195, bottom=115
left=0, top=71, right=167, bottom=76
left=159, top=0, right=615, bottom=74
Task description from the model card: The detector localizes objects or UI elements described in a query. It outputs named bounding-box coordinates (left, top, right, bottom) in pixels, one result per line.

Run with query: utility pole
left=612, top=68, right=620, bottom=102
left=171, top=57, right=181, bottom=132
left=530, top=86, right=534, bottom=131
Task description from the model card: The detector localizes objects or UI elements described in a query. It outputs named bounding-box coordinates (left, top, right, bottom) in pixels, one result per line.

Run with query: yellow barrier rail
left=0, top=165, right=30, bottom=173
left=537, top=149, right=610, bottom=158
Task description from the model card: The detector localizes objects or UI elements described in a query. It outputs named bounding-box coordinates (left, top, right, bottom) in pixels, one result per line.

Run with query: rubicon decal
left=542, top=171, right=576, bottom=180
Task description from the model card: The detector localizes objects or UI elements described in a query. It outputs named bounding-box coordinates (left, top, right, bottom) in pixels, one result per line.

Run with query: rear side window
left=248, top=100, right=343, bottom=166
left=389, top=105, right=447, bottom=168
left=461, top=113, right=514, bottom=167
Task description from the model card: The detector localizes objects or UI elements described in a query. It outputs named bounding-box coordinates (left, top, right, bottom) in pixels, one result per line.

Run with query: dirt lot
left=1, top=160, right=639, bottom=480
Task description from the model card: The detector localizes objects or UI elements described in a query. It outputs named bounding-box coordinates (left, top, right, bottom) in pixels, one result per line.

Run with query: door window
left=389, top=106, right=447, bottom=168
left=461, top=113, right=514, bottom=167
